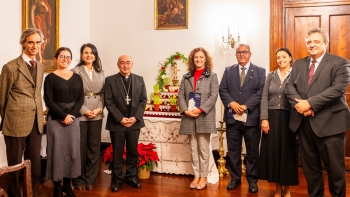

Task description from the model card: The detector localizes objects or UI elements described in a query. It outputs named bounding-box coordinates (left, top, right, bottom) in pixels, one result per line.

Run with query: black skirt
left=258, top=109, right=299, bottom=185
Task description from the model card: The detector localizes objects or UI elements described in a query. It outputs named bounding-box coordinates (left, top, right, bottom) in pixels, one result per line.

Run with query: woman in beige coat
left=178, top=47, right=219, bottom=190
left=71, top=43, right=105, bottom=191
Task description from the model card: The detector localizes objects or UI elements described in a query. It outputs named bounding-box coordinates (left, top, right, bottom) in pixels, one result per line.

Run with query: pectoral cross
left=125, top=95, right=131, bottom=105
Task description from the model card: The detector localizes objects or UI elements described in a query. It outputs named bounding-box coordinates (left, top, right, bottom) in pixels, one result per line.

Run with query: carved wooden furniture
left=0, top=160, right=32, bottom=197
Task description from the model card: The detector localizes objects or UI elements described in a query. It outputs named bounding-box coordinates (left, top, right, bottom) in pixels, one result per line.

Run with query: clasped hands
left=84, top=108, right=101, bottom=119
left=185, top=108, right=201, bottom=118
left=295, top=98, right=314, bottom=117
left=120, top=117, right=137, bottom=127
left=62, top=114, right=75, bottom=125
left=229, top=101, right=247, bottom=115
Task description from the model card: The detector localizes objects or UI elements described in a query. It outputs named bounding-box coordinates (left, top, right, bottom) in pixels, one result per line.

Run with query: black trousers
left=226, top=121, right=261, bottom=184
left=73, top=120, right=102, bottom=186
left=4, top=120, right=42, bottom=197
left=110, top=128, right=140, bottom=182
left=298, top=118, right=346, bottom=197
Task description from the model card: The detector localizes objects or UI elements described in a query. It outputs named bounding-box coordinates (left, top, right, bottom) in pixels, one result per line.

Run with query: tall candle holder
left=217, top=121, right=229, bottom=178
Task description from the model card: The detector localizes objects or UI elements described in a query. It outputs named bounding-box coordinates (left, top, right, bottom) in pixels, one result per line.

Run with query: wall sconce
left=221, top=26, right=240, bottom=50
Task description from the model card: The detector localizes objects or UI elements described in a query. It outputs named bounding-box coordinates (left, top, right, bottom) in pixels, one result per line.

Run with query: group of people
left=0, top=27, right=349, bottom=197
left=177, top=27, right=349, bottom=197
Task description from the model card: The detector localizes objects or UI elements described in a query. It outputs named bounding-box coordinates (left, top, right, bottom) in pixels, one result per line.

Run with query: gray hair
left=19, top=28, right=44, bottom=50
left=236, top=43, right=251, bottom=52
left=305, top=28, right=329, bottom=44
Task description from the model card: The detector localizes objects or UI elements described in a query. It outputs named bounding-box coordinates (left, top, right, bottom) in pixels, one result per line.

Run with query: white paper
left=233, top=113, right=247, bottom=122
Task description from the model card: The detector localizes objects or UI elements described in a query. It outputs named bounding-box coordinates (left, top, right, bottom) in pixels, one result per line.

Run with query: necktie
left=240, top=67, right=246, bottom=87
left=308, top=60, right=316, bottom=85
left=29, top=60, right=36, bottom=68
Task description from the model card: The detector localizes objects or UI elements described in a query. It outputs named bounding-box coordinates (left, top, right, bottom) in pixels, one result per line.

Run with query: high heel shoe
left=190, top=182, right=198, bottom=189
left=196, top=182, right=207, bottom=190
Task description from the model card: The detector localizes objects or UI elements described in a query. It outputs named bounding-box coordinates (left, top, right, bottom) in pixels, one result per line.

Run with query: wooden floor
left=1, top=159, right=350, bottom=197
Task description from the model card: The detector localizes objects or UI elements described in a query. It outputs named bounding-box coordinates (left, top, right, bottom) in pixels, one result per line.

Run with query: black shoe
left=248, top=183, right=258, bottom=193
left=125, top=179, right=141, bottom=188
left=227, top=179, right=241, bottom=190
left=62, top=185, right=76, bottom=197
left=53, top=181, right=63, bottom=197
left=111, top=181, right=122, bottom=192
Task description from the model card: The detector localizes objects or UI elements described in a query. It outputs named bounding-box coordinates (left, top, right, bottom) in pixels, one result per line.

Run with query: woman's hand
left=61, top=114, right=75, bottom=125
left=185, top=110, right=199, bottom=118
left=261, top=119, right=270, bottom=134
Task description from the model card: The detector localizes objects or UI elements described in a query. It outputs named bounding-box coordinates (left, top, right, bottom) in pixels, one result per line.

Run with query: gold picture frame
left=155, top=0, right=188, bottom=30
left=22, top=0, right=59, bottom=73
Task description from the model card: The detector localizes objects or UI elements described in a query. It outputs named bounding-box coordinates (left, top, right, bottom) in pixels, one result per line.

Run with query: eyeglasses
left=59, top=55, right=72, bottom=60
left=236, top=51, right=250, bottom=55
left=118, top=61, right=132, bottom=65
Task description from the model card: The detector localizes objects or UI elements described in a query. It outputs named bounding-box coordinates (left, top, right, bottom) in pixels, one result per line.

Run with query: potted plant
left=153, top=84, right=160, bottom=96
left=103, top=143, right=160, bottom=179
left=153, top=95, right=161, bottom=111
left=169, top=95, right=177, bottom=112
left=137, top=143, right=160, bottom=179
left=163, top=77, right=170, bottom=90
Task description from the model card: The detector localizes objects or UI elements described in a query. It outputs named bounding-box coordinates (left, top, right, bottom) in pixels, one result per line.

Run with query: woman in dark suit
left=178, top=47, right=219, bottom=190
left=259, top=47, right=298, bottom=197
left=71, top=43, right=105, bottom=191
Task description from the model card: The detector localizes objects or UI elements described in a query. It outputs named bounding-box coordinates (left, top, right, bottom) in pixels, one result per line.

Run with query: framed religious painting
left=155, top=0, right=188, bottom=30
left=22, top=0, right=59, bottom=73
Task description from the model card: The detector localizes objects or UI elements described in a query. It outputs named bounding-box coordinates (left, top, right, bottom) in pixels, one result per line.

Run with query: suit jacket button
left=197, top=88, right=199, bottom=90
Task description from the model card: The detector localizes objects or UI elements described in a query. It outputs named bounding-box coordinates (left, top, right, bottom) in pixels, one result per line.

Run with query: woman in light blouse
left=71, top=43, right=105, bottom=191
left=259, top=47, right=298, bottom=197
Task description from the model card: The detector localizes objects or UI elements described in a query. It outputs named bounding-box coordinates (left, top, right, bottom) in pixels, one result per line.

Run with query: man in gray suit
left=0, top=28, right=45, bottom=197
left=286, top=28, right=350, bottom=197
left=219, top=44, right=266, bottom=193
left=104, top=55, right=147, bottom=192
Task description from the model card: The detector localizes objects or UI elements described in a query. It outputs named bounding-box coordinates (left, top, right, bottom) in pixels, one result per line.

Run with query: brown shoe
left=74, top=185, right=83, bottom=190
left=86, top=185, right=94, bottom=190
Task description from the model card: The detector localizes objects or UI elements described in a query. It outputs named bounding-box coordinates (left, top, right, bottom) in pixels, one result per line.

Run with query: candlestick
left=220, top=103, right=223, bottom=121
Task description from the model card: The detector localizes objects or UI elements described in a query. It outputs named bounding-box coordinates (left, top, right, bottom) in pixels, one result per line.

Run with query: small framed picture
left=155, top=0, right=188, bottom=30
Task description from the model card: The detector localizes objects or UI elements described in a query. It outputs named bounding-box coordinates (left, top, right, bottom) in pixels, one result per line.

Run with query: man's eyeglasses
left=59, top=55, right=72, bottom=60
left=236, top=51, right=250, bottom=55
left=118, top=61, right=132, bottom=65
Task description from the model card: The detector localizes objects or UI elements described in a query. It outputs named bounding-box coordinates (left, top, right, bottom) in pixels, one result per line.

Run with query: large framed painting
left=22, top=0, right=59, bottom=73
left=155, top=0, right=188, bottom=30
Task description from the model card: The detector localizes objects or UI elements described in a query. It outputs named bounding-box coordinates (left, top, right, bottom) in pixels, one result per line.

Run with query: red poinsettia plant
left=103, top=143, right=160, bottom=171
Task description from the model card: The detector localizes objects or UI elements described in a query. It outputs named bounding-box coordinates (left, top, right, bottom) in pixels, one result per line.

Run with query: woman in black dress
left=259, top=47, right=298, bottom=197
left=44, top=47, right=84, bottom=197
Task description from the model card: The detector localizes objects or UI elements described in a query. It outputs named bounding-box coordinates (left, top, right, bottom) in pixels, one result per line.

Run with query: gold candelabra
left=217, top=121, right=229, bottom=178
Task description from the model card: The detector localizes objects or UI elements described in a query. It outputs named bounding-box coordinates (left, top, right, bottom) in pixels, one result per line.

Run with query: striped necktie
left=240, top=67, right=246, bottom=87
left=308, top=60, right=316, bottom=85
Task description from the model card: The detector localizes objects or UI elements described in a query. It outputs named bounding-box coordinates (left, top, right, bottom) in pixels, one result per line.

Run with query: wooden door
left=270, top=0, right=350, bottom=170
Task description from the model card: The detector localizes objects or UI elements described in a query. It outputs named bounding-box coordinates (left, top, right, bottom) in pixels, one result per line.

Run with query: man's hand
left=120, top=117, right=137, bottom=127
left=184, top=110, right=199, bottom=118
left=229, top=101, right=246, bottom=115
left=295, top=98, right=311, bottom=114
left=302, top=109, right=315, bottom=117
left=191, top=108, right=202, bottom=116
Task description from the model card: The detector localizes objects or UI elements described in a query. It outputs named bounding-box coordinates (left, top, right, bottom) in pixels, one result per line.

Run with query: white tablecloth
left=140, top=117, right=219, bottom=184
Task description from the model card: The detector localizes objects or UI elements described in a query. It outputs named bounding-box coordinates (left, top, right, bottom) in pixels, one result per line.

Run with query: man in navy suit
left=286, top=28, right=350, bottom=197
left=219, top=44, right=266, bottom=193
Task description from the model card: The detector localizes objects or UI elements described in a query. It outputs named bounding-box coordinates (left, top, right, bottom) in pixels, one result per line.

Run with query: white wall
left=0, top=0, right=270, bottom=152
left=90, top=0, right=270, bottom=142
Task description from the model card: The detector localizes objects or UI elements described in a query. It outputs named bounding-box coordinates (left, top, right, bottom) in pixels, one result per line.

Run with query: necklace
left=121, top=76, right=131, bottom=105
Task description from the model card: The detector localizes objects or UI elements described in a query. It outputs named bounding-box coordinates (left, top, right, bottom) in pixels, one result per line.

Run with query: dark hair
left=54, top=47, right=72, bottom=59
left=187, top=47, right=213, bottom=72
left=76, top=43, right=102, bottom=72
left=276, top=47, right=294, bottom=66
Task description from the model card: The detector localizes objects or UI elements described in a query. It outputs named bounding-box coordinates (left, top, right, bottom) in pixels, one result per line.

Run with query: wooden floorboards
left=1, top=159, right=350, bottom=197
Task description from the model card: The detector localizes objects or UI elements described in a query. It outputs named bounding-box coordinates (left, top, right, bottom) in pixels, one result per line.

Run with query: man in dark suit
left=0, top=28, right=45, bottom=197
left=219, top=44, right=266, bottom=193
left=104, top=55, right=147, bottom=192
left=286, top=28, right=350, bottom=197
